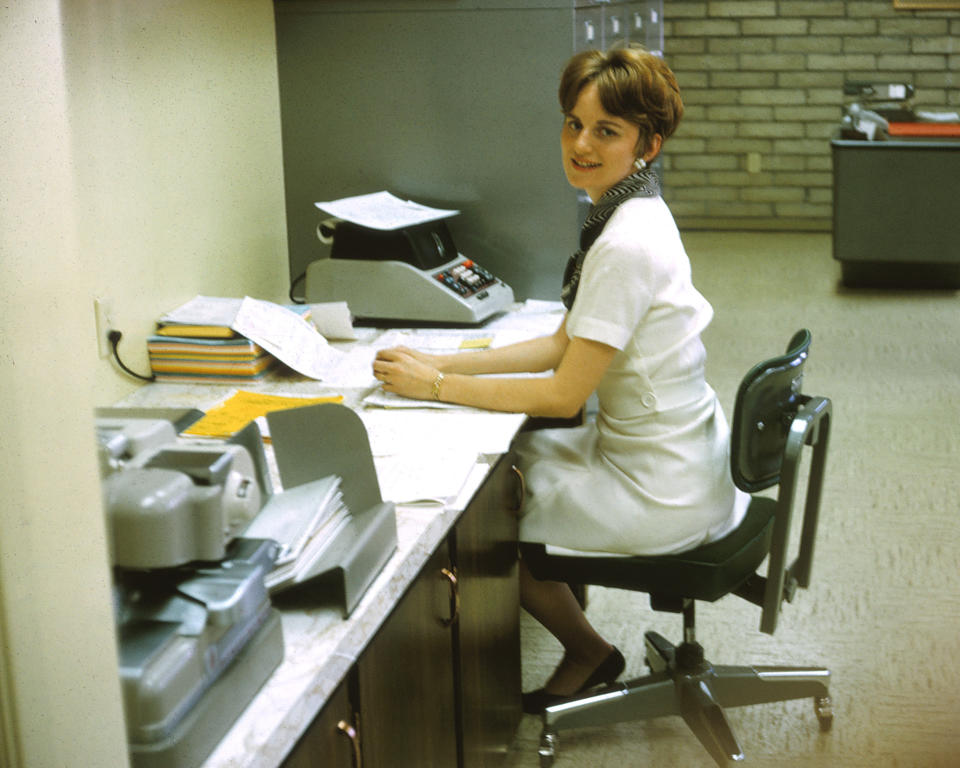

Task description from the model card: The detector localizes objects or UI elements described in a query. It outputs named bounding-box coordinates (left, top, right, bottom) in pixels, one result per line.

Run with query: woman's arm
left=373, top=325, right=617, bottom=419
left=389, top=318, right=569, bottom=376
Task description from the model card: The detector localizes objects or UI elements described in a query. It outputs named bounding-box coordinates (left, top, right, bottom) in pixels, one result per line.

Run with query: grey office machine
left=95, top=403, right=398, bottom=766
left=99, top=418, right=264, bottom=567
left=305, top=218, right=515, bottom=324
left=96, top=413, right=283, bottom=768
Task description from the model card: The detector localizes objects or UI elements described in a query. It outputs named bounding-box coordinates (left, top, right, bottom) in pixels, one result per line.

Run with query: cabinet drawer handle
left=336, top=719, right=362, bottom=768
left=510, top=464, right=525, bottom=513
left=440, top=567, right=460, bottom=627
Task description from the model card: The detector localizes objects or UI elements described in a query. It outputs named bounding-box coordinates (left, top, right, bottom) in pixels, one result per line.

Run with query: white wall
left=0, top=1, right=289, bottom=765
left=63, top=0, right=291, bottom=403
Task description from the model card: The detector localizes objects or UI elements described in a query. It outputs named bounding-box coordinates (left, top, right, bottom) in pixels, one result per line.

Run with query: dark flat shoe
left=522, top=646, right=625, bottom=715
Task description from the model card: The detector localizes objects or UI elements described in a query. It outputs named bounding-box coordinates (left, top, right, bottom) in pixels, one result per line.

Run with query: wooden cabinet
left=283, top=677, right=359, bottom=768
left=357, top=542, right=459, bottom=768
left=453, top=455, right=521, bottom=768
left=283, top=455, right=521, bottom=768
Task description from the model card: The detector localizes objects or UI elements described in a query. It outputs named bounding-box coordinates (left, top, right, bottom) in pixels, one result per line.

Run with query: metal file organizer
left=266, top=403, right=398, bottom=618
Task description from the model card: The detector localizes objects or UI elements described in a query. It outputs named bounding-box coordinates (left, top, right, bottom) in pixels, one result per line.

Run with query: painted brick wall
left=659, top=0, right=960, bottom=230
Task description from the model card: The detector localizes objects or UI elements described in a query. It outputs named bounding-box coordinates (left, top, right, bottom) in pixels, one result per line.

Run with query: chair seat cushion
left=521, top=496, right=775, bottom=603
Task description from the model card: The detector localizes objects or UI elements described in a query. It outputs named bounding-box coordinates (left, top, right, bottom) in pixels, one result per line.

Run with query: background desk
left=116, top=371, right=526, bottom=768
left=831, top=135, right=960, bottom=288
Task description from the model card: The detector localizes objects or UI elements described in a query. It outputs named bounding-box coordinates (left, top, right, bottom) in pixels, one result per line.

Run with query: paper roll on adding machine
left=305, top=191, right=514, bottom=324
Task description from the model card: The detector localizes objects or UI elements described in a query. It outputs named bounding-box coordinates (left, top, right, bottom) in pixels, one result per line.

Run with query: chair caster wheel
left=814, top=695, right=833, bottom=732
left=538, top=729, right=558, bottom=767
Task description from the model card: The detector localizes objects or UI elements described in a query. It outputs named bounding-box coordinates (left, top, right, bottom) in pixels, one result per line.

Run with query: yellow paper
left=155, top=324, right=237, bottom=339
left=459, top=337, right=492, bottom=350
left=184, top=391, right=343, bottom=438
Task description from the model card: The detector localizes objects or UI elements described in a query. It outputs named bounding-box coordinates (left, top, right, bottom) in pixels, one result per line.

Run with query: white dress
left=516, top=197, right=748, bottom=556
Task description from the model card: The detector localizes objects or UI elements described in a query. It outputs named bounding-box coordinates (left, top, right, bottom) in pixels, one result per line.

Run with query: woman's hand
left=373, top=346, right=442, bottom=401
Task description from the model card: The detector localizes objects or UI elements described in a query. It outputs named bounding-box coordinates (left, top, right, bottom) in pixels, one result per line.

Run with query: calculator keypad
left=433, top=260, right=497, bottom=297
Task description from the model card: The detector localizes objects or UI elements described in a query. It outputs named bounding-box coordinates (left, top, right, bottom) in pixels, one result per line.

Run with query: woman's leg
left=519, top=558, right=615, bottom=695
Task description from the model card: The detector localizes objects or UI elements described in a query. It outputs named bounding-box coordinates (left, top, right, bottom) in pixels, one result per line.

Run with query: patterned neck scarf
left=560, top=166, right=661, bottom=310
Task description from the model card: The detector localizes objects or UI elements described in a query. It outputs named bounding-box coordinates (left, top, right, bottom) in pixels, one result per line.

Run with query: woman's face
left=561, top=82, right=642, bottom=203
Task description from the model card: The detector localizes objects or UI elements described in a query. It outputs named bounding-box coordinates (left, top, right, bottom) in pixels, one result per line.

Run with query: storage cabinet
left=357, top=542, right=459, bottom=768
left=282, top=455, right=521, bottom=768
left=283, top=678, right=359, bottom=768
left=454, top=456, right=522, bottom=768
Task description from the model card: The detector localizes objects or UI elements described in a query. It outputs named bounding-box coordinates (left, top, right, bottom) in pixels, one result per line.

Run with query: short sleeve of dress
left=566, top=215, right=655, bottom=350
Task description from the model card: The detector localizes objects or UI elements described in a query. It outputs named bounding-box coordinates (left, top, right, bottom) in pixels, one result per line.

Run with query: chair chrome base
left=537, top=631, right=832, bottom=767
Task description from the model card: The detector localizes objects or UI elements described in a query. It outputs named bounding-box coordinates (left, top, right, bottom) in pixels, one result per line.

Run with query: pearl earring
left=634, top=157, right=647, bottom=171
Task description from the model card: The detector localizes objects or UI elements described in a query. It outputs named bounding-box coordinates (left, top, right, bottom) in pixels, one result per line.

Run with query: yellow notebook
left=155, top=324, right=238, bottom=339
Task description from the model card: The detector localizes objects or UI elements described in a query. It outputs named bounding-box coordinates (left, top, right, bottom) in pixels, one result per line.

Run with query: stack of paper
left=242, top=475, right=352, bottom=593
left=151, top=295, right=344, bottom=383
left=147, top=335, right=276, bottom=382
left=149, top=298, right=315, bottom=383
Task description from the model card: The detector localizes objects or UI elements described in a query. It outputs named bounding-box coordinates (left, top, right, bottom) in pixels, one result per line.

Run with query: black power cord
left=288, top=272, right=306, bottom=304
left=108, top=330, right=156, bottom=382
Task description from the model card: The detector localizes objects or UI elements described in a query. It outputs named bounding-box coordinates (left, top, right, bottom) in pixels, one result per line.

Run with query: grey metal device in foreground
left=119, top=541, right=283, bottom=768
left=97, top=416, right=263, bottom=567
left=522, top=329, right=833, bottom=767
left=96, top=413, right=284, bottom=768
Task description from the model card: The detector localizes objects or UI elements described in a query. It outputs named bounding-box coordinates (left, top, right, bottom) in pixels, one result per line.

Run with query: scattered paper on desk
left=160, top=295, right=242, bottom=327
left=360, top=409, right=525, bottom=460
left=320, top=346, right=379, bottom=389
left=325, top=328, right=496, bottom=392
left=484, top=299, right=565, bottom=336
left=160, top=295, right=342, bottom=381
left=374, top=450, right=479, bottom=505
left=375, top=328, right=495, bottom=353
left=315, top=191, right=459, bottom=231
left=363, top=387, right=467, bottom=410
left=183, top=391, right=343, bottom=438
left=232, top=296, right=344, bottom=380
left=518, top=299, right=565, bottom=314
left=360, top=409, right=524, bottom=502
left=308, top=301, right=357, bottom=340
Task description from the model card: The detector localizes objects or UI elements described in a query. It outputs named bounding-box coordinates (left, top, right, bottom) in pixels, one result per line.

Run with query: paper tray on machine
left=261, top=403, right=398, bottom=617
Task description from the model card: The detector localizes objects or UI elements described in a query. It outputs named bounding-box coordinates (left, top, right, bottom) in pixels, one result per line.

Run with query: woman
left=373, top=46, right=747, bottom=714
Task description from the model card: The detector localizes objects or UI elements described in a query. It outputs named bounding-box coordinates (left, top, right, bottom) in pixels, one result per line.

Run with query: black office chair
left=522, top=329, right=833, bottom=766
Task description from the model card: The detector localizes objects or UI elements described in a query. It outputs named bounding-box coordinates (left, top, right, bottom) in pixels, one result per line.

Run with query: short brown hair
left=559, top=45, right=684, bottom=156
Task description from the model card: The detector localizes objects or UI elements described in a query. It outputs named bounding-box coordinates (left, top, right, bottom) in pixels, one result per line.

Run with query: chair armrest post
left=759, top=396, right=832, bottom=635
left=794, top=397, right=832, bottom=588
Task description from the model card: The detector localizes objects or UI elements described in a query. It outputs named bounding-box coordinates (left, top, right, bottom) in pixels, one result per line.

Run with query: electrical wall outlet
left=94, top=298, right=114, bottom=358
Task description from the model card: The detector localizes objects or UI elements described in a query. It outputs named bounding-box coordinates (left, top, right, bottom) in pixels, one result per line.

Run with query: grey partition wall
left=274, top=1, right=663, bottom=301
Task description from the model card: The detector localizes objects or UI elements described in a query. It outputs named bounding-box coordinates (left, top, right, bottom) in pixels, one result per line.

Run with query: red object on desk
left=888, top=122, right=960, bottom=138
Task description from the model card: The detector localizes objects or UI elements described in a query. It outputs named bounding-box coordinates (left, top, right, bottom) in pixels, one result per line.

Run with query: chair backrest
left=730, top=329, right=812, bottom=493
left=728, top=329, right=833, bottom=635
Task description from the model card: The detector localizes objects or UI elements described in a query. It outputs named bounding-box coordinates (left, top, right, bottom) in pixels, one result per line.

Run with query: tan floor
left=503, top=232, right=960, bottom=768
